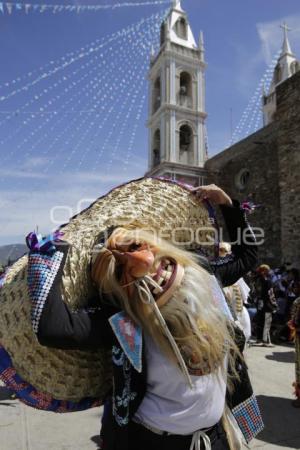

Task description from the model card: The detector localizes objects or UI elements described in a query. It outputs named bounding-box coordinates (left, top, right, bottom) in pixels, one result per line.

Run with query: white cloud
left=0, top=185, right=109, bottom=243
left=257, top=15, right=300, bottom=65
left=232, top=42, right=265, bottom=96
left=0, top=161, right=146, bottom=244
left=0, top=168, right=49, bottom=179
left=228, top=14, right=300, bottom=98
left=22, top=156, right=51, bottom=169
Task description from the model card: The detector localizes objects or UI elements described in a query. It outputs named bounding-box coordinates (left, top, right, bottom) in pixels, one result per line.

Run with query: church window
left=175, top=17, right=188, bottom=40
left=152, top=77, right=161, bottom=113
left=179, top=124, right=192, bottom=152
left=153, top=129, right=161, bottom=166
left=179, top=72, right=192, bottom=107
left=290, top=61, right=299, bottom=75
left=179, top=124, right=194, bottom=165
left=235, top=169, right=250, bottom=191
left=274, top=64, right=282, bottom=84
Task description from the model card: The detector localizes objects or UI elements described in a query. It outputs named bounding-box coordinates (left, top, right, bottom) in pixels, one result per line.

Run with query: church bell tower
left=145, top=0, right=208, bottom=186
left=263, top=23, right=300, bottom=126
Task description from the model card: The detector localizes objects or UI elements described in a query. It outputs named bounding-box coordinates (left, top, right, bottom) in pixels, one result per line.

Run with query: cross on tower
left=280, top=22, right=292, bottom=38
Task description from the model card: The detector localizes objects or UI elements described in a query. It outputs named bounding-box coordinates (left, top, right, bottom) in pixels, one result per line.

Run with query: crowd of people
left=228, top=263, right=300, bottom=408
left=244, top=264, right=300, bottom=346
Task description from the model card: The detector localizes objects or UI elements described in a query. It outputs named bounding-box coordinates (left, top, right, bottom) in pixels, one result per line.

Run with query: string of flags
left=0, top=0, right=169, bottom=14
left=230, top=49, right=281, bottom=145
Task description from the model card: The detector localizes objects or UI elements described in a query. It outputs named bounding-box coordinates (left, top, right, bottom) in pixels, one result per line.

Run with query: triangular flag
left=0, top=3, right=4, bottom=14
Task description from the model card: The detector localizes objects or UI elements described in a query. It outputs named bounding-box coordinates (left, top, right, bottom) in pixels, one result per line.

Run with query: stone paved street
left=0, top=344, right=299, bottom=450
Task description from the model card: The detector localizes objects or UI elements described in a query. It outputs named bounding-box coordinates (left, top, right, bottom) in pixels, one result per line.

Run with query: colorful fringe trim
left=0, top=344, right=101, bottom=412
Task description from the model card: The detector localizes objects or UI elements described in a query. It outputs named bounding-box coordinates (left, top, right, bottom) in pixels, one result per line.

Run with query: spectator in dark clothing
left=255, top=265, right=277, bottom=347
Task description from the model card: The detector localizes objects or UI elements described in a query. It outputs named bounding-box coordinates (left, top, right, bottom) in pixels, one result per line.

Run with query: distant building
left=206, top=28, right=300, bottom=268
left=145, top=0, right=208, bottom=186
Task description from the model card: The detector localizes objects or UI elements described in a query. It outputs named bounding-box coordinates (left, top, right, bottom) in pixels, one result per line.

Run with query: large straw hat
left=0, top=177, right=217, bottom=407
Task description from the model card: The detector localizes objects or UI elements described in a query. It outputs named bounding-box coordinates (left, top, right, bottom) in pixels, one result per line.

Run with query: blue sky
left=0, top=0, right=300, bottom=245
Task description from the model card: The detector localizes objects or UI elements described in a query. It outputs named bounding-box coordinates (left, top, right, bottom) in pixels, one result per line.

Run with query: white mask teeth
left=153, top=287, right=162, bottom=295
left=157, top=276, right=164, bottom=286
left=165, top=271, right=172, bottom=281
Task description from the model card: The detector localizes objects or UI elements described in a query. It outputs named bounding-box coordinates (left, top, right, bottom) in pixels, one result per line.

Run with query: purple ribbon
left=26, top=230, right=64, bottom=253
left=241, top=201, right=262, bottom=213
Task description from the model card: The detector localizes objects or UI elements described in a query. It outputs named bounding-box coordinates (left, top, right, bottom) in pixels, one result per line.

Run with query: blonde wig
left=92, top=227, right=240, bottom=381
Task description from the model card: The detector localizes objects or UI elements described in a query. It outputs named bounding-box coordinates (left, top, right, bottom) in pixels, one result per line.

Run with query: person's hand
left=191, top=184, right=232, bottom=206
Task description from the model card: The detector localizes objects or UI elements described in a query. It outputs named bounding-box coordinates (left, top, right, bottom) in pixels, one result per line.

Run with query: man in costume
left=29, top=182, right=263, bottom=449
left=0, top=179, right=263, bottom=450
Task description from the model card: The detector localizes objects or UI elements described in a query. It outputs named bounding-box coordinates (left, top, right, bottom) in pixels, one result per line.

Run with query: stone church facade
left=145, top=2, right=300, bottom=268
left=206, top=70, right=300, bottom=268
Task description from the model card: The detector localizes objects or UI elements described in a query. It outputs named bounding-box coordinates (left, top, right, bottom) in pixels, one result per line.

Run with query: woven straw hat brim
left=0, top=177, right=217, bottom=402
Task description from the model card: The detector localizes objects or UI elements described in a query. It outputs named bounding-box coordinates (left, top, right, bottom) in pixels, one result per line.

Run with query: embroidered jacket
left=27, top=202, right=263, bottom=449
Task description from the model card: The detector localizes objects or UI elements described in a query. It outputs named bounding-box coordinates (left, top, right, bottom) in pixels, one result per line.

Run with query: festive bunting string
left=0, top=8, right=167, bottom=243
left=63, top=58, right=147, bottom=177
left=0, top=30, right=117, bottom=93
left=60, top=49, right=147, bottom=172
left=56, top=26, right=154, bottom=173
left=0, top=1, right=170, bottom=15
left=0, top=45, right=112, bottom=156
left=37, top=12, right=162, bottom=175
left=91, top=59, right=149, bottom=178
left=230, top=50, right=281, bottom=145
left=2, top=9, right=162, bottom=202
left=122, top=92, right=147, bottom=173
left=0, top=47, right=107, bottom=132
left=0, top=11, right=163, bottom=162
left=74, top=19, right=160, bottom=177
left=0, top=20, right=150, bottom=103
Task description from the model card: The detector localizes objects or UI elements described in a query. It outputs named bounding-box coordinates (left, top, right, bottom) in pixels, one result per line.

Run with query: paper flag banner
left=0, top=1, right=170, bottom=15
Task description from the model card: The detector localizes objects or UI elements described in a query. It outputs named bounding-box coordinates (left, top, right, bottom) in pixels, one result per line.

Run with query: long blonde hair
left=94, top=227, right=240, bottom=381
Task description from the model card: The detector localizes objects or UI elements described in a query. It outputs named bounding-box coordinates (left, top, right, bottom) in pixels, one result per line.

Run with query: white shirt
left=134, top=334, right=227, bottom=435
left=237, top=278, right=250, bottom=304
